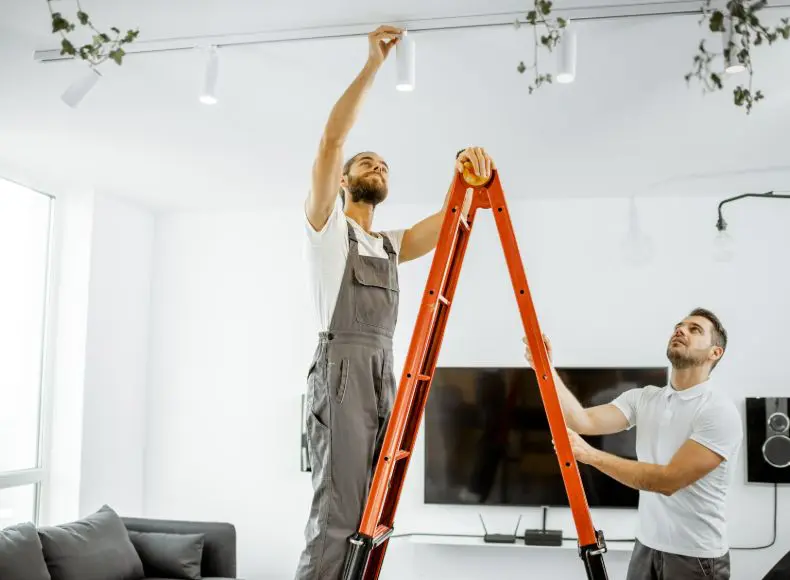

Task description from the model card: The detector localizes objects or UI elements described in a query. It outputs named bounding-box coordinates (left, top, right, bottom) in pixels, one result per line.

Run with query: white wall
left=79, top=194, right=155, bottom=517
left=144, top=187, right=790, bottom=580
left=36, top=188, right=154, bottom=525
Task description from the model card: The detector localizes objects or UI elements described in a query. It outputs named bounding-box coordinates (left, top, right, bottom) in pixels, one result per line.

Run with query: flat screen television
left=424, top=366, right=667, bottom=509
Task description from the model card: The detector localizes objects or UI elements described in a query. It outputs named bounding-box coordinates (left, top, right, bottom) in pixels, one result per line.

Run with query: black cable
left=731, top=483, right=778, bottom=551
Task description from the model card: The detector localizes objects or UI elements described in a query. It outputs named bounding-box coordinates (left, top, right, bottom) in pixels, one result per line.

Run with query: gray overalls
left=295, top=221, right=399, bottom=580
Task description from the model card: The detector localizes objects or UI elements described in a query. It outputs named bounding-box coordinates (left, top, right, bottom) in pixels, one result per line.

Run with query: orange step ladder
left=341, top=166, right=609, bottom=580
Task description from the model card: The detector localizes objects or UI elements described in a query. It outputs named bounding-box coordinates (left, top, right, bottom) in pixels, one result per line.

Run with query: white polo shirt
left=610, top=379, right=743, bottom=558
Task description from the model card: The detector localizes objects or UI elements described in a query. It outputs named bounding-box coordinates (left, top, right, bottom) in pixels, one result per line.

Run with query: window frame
left=0, top=175, right=58, bottom=526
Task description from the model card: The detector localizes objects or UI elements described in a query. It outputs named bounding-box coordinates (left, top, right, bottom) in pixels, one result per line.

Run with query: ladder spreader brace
left=341, top=166, right=609, bottom=580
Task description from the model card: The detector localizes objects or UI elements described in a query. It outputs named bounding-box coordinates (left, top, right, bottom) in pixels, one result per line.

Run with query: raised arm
left=305, top=25, right=402, bottom=231
left=523, top=335, right=630, bottom=436
left=399, top=147, right=493, bottom=263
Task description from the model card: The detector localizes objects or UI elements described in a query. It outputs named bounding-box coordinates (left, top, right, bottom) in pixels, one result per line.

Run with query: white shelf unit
left=406, top=534, right=635, bottom=552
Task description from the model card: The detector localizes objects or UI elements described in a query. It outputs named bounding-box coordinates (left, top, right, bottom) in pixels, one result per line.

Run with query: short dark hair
left=688, top=307, right=727, bottom=368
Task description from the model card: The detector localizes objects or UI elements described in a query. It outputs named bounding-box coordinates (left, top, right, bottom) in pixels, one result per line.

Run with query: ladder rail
left=485, top=179, right=598, bottom=547
left=358, top=176, right=472, bottom=537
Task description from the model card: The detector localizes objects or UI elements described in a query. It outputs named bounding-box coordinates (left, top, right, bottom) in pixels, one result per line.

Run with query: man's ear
left=340, top=173, right=348, bottom=189
left=710, top=346, right=724, bottom=362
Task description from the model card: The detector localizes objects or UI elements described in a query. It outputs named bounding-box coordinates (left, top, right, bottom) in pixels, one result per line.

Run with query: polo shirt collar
left=664, top=378, right=712, bottom=400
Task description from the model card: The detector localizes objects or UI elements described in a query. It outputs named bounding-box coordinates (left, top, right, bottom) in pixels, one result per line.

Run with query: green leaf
left=77, top=11, right=90, bottom=25
left=59, top=38, right=76, bottom=56
left=123, top=29, right=140, bottom=43
left=111, top=26, right=121, bottom=34
left=557, top=17, right=567, bottom=27
left=711, top=72, right=722, bottom=89
left=709, top=10, right=725, bottom=32
left=517, top=61, right=526, bottom=73
left=51, top=13, right=74, bottom=33
left=526, top=10, right=537, bottom=24
left=100, top=33, right=110, bottom=43
left=109, top=48, right=125, bottom=65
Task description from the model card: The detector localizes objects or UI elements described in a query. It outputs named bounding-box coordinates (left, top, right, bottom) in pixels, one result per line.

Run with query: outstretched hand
left=367, top=25, right=403, bottom=68
left=455, top=146, right=495, bottom=180
left=522, top=333, right=553, bottom=368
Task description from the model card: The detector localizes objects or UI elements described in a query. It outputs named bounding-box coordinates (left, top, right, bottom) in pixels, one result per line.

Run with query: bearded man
left=523, top=308, right=742, bottom=580
left=296, top=24, right=494, bottom=580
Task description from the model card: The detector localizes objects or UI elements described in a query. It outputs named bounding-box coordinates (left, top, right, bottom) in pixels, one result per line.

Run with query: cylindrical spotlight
left=396, top=31, right=415, bottom=91
left=557, top=23, right=577, bottom=84
left=200, top=45, right=219, bottom=104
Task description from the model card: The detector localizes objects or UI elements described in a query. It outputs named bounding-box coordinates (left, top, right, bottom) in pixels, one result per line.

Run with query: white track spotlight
left=724, top=18, right=745, bottom=74
left=556, top=22, right=577, bottom=84
left=200, top=45, right=219, bottom=104
left=61, top=67, right=100, bottom=108
left=396, top=30, right=415, bottom=91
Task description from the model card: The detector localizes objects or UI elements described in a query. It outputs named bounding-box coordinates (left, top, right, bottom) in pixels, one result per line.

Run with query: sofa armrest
left=121, top=517, right=237, bottom=578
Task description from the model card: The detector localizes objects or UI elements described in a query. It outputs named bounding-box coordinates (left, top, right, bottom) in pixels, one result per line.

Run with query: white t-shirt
left=610, top=379, right=743, bottom=558
left=304, top=198, right=406, bottom=332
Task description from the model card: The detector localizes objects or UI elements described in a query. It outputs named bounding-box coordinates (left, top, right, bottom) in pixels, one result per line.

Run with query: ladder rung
left=438, top=295, right=450, bottom=306
left=373, top=525, right=394, bottom=545
left=394, top=450, right=410, bottom=461
left=417, top=374, right=431, bottom=381
left=459, top=215, right=470, bottom=231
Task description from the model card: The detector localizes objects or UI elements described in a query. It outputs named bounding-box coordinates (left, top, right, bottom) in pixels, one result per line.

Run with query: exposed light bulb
left=396, top=30, right=415, bottom=91
left=713, top=228, right=734, bottom=262
left=200, top=46, right=219, bottom=104
left=61, top=67, right=101, bottom=108
left=622, top=197, right=654, bottom=267
left=556, top=23, right=577, bottom=84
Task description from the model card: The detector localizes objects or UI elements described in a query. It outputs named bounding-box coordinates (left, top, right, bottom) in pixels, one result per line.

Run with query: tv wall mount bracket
left=340, top=165, right=610, bottom=580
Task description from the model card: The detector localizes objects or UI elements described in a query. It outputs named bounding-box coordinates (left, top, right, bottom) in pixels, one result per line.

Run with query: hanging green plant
left=47, top=0, right=140, bottom=66
left=685, top=0, right=789, bottom=113
left=515, top=0, right=567, bottom=94
left=519, top=0, right=790, bottom=114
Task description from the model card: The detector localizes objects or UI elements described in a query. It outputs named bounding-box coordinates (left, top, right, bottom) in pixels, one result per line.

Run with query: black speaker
left=745, top=397, right=790, bottom=484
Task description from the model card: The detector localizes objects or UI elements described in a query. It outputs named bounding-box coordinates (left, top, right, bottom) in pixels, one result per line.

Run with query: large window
left=0, top=177, right=54, bottom=526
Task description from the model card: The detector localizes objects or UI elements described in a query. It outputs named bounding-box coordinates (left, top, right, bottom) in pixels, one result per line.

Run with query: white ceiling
left=2, top=0, right=790, bottom=210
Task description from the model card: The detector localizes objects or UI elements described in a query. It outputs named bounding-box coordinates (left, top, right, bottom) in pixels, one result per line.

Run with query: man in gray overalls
left=296, top=24, right=495, bottom=580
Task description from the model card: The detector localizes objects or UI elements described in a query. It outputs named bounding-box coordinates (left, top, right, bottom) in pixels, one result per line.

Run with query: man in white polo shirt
left=524, top=308, right=742, bottom=579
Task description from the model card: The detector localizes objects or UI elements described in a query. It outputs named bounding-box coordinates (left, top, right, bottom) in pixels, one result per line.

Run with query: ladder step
left=438, top=295, right=450, bottom=306
left=417, top=374, right=431, bottom=381
left=459, top=215, right=470, bottom=231
left=373, top=525, right=394, bottom=545
left=394, top=450, right=410, bottom=461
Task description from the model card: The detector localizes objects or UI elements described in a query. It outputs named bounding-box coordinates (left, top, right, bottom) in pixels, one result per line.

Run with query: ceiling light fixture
left=723, top=18, right=746, bottom=75
left=199, top=45, right=219, bottom=104
left=556, top=21, right=577, bottom=83
left=396, top=30, right=415, bottom=91
left=61, top=67, right=101, bottom=108
left=714, top=190, right=790, bottom=261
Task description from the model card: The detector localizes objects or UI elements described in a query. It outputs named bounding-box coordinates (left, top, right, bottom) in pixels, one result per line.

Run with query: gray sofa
left=0, top=504, right=240, bottom=580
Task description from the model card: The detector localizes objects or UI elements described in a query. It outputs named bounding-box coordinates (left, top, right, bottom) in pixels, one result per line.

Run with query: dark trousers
left=626, top=539, right=731, bottom=580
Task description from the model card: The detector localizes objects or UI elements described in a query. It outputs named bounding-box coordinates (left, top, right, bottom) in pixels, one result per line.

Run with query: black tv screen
left=424, top=366, right=667, bottom=508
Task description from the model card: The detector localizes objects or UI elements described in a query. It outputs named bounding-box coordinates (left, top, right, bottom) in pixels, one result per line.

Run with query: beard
left=666, top=344, right=709, bottom=369
left=346, top=174, right=388, bottom=206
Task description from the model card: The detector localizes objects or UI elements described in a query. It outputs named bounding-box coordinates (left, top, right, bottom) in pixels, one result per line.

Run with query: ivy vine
left=686, top=0, right=789, bottom=113
left=47, top=0, right=139, bottom=67
left=518, top=0, right=790, bottom=113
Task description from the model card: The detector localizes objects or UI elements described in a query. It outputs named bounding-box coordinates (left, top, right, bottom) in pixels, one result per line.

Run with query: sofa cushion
left=37, top=504, right=144, bottom=580
left=0, top=521, right=52, bottom=580
left=128, top=531, right=204, bottom=580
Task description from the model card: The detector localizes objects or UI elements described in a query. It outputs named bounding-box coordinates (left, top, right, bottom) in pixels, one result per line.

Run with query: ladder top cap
left=461, top=162, right=494, bottom=187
